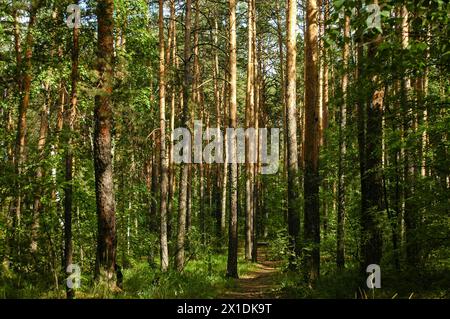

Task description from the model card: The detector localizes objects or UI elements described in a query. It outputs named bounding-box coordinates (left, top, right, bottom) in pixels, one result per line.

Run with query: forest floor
left=218, top=246, right=282, bottom=299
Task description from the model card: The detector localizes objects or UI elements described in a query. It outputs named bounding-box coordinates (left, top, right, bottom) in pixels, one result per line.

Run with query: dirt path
left=219, top=247, right=282, bottom=299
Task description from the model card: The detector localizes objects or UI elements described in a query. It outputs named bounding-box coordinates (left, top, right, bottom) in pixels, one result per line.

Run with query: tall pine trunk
left=31, top=85, right=49, bottom=255
left=212, top=15, right=224, bottom=242
left=226, top=0, right=239, bottom=279
left=286, top=0, right=301, bottom=271
left=13, top=3, right=38, bottom=256
left=167, top=0, right=177, bottom=241
left=245, top=0, right=256, bottom=261
left=337, top=13, right=349, bottom=270
left=303, top=0, right=320, bottom=284
left=64, top=9, right=79, bottom=298
left=94, top=0, right=117, bottom=287
left=320, top=0, right=330, bottom=234
left=176, top=0, right=192, bottom=272
left=158, top=0, right=169, bottom=272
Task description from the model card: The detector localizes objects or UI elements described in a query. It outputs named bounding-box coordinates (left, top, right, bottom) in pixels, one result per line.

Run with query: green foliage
left=0, top=0, right=449, bottom=300
left=119, top=255, right=236, bottom=299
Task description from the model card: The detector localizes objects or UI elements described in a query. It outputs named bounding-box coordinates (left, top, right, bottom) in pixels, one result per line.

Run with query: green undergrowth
left=116, top=254, right=255, bottom=299
left=274, top=265, right=450, bottom=299
left=0, top=253, right=257, bottom=299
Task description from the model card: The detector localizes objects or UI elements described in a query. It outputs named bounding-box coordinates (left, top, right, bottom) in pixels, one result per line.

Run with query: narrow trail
left=219, top=246, right=282, bottom=299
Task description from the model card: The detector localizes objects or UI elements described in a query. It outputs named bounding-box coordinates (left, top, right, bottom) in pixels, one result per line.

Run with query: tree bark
left=13, top=2, right=38, bottom=252
left=286, top=0, right=301, bottom=271
left=245, top=0, right=256, bottom=261
left=320, top=0, right=329, bottom=234
left=158, top=0, right=169, bottom=272
left=149, top=149, right=159, bottom=232
left=12, top=8, right=22, bottom=94
left=276, top=2, right=288, bottom=184
left=176, top=0, right=192, bottom=272
left=402, top=5, right=420, bottom=267
left=64, top=10, right=79, bottom=298
left=31, top=85, right=49, bottom=256
left=212, top=15, right=224, bottom=242
left=167, top=0, right=177, bottom=241
left=320, top=0, right=329, bottom=148
left=303, top=0, right=320, bottom=284
left=252, top=8, right=259, bottom=263
left=193, top=0, right=206, bottom=244
left=226, top=0, right=239, bottom=279
left=337, top=13, right=349, bottom=271
left=221, top=76, right=229, bottom=240
left=94, top=0, right=117, bottom=287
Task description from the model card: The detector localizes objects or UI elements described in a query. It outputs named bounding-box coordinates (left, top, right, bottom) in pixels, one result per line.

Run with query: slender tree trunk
left=257, top=49, right=268, bottom=240
left=146, top=156, right=156, bottom=265
left=64, top=12, right=79, bottom=298
left=337, top=14, right=349, bottom=270
left=94, top=0, right=117, bottom=287
left=421, top=28, right=430, bottom=179
left=158, top=0, right=169, bottom=272
left=12, top=8, right=22, bottom=95
left=212, top=15, right=223, bottom=242
left=193, top=0, right=206, bottom=244
left=186, top=166, right=192, bottom=233
left=226, top=0, right=239, bottom=279
left=167, top=0, right=177, bottom=241
left=4, top=93, right=14, bottom=164
left=13, top=3, right=38, bottom=253
left=320, top=0, right=330, bottom=234
left=403, top=5, right=421, bottom=267
left=245, top=0, right=256, bottom=261
left=355, top=5, right=367, bottom=273
left=276, top=1, right=290, bottom=225
left=149, top=150, right=159, bottom=232
left=276, top=2, right=288, bottom=183
left=252, top=29, right=260, bottom=263
left=321, top=0, right=329, bottom=148
left=31, top=85, right=49, bottom=255
left=221, top=79, right=228, bottom=240
left=303, top=0, right=320, bottom=284
left=6, top=9, right=22, bottom=266
left=176, top=0, right=192, bottom=272
left=286, top=0, right=301, bottom=271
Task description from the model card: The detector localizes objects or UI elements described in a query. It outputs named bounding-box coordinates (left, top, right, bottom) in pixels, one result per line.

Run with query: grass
left=274, top=265, right=450, bottom=299
left=2, top=249, right=449, bottom=299
left=0, top=251, right=257, bottom=299
left=119, top=254, right=256, bottom=299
